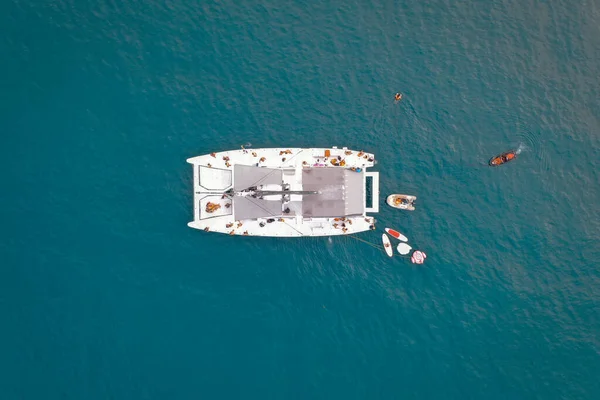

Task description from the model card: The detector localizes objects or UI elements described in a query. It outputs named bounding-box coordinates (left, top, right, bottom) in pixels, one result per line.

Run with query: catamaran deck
left=187, top=147, right=379, bottom=237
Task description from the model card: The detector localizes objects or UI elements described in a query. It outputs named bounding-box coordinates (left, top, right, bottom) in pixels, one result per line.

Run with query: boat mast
left=227, top=187, right=319, bottom=197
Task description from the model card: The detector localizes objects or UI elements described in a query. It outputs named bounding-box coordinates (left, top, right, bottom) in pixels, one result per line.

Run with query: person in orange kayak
left=501, top=153, right=515, bottom=162
left=490, top=150, right=517, bottom=166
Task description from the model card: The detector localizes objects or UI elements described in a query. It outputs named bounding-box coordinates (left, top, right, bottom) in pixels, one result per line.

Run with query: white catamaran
left=187, top=147, right=379, bottom=237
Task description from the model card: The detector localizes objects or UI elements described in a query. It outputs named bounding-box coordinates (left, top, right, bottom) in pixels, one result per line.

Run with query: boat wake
left=515, top=125, right=549, bottom=171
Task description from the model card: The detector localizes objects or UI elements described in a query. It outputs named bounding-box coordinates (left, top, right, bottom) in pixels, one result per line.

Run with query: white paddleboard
left=397, top=243, right=412, bottom=255
left=382, top=234, right=393, bottom=257
left=384, top=228, right=408, bottom=242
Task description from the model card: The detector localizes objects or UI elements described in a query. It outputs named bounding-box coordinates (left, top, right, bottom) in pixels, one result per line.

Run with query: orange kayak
left=489, top=150, right=517, bottom=166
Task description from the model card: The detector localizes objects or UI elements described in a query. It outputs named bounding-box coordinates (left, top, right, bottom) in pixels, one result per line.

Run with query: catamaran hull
left=187, top=147, right=380, bottom=237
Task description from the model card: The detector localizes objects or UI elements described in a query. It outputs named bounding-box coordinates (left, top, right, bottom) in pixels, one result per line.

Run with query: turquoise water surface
left=2, top=0, right=599, bottom=398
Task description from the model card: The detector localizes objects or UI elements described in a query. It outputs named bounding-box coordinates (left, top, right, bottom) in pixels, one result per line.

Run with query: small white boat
left=382, top=234, right=393, bottom=257
left=386, top=194, right=416, bottom=210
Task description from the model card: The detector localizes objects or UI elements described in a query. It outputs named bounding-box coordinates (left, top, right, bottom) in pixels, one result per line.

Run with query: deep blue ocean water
left=2, top=0, right=600, bottom=398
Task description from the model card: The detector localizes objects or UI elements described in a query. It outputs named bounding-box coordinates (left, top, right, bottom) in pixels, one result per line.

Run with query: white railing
left=365, top=171, right=379, bottom=213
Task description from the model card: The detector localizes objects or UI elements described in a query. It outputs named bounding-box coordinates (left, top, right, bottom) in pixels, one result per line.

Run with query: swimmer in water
left=394, top=92, right=403, bottom=101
